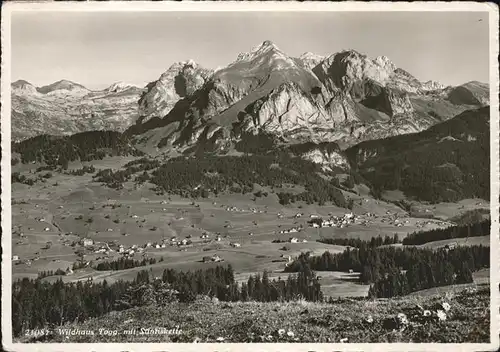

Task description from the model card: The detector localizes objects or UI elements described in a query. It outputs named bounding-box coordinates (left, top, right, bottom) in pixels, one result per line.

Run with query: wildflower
left=278, top=329, right=286, bottom=337
left=287, top=330, right=295, bottom=338
left=441, top=302, right=451, bottom=312
left=397, top=313, right=409, bottom=325
left=366, top=315, right=374, bottom=323
left=340, top=337, right=348, bottom=343
left=216, top=337, right=225, bottom=342
left=423, top=310, right=432, bottom=317
left=436, top=310, right=447, bottom=321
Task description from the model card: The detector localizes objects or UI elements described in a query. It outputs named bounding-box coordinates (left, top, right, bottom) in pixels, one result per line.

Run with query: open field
left=11, top=157, right=492, bottom=297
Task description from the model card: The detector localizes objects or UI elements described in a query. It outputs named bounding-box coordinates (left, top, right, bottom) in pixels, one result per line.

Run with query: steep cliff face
left=137, top=61, right=212, bottom=123
left=237, top=82, right=328, bottom=136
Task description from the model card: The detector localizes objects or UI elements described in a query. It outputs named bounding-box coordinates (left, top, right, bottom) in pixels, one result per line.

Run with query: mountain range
left=12, top=40, right=489, bottom=152
left=11, top=79, right=144, bottom=141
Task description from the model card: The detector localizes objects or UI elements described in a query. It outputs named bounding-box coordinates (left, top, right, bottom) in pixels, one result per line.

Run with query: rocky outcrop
left=302, top=147, right=351, bottom=171
left=238, top=82, right=328, bottom=136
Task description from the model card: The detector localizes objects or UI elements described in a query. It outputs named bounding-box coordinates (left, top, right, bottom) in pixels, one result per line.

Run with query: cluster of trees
left=346, top=107, right=490, bottom=203
left=402, top=219, right=490, bottom=245
left=12, top=172, right=36, bottom=186
left=66, top=165, right=96, bottom=176
left=317, top=234, right=400, bottom=248
left=93, top=169, right=129, bottom=189
left=12, top=277, right=130, bottom=336
left=286, top=244, right=489, bottom=297
left=150, top=154, right=347, bottom=207
left=94, top=257, right=161, bottom=271
left=368, top=257, right=476, bottom=298
left=37, top=269, right=67, bottom=279
left=12, top=264, right=322, bottom=337
left=93, top=158, right=161, bottom=188
left=12, top=131, right=143, bottom=168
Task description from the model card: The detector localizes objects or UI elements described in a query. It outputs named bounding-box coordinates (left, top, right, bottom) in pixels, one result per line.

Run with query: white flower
left=423, top=310, right=432, bottom=317
left=397, top=313, right=409, bottom=325
left=437, top=310, right=447, bottom=321
left=366, top=315, right=374, bottom=323
left=287, top=331, right=294, bottom=338
left=340, top=337, right=348, bottom=343
left=216, top=337, right=224, bottom=342
left=278, top=329, right=286, bottom=336
left=442, top=302, right=451, bottom=312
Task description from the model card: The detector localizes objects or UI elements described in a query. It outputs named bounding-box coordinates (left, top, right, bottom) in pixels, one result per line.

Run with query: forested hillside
left=346, top=107, right=490, bottom=203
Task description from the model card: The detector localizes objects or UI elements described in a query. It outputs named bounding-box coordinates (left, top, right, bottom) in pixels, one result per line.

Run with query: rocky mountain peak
left=37, top=79, right=89, bottom=94
left=106, top=81, right=139, bottom=93
left=12, top=80, right=39, bottom=95
left=138, top=61, right=212, bottom=122
left=235, top=40, right=285, bottom=63
left=297, top=52, right=326, bottom=71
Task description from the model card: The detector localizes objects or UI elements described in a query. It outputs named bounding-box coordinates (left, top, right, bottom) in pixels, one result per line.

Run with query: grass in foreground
left=21, top=284, right=490, bottom=343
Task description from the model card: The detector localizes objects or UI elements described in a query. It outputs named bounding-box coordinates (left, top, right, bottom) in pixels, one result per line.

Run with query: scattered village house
left=81, top=238, right=94, bottom=247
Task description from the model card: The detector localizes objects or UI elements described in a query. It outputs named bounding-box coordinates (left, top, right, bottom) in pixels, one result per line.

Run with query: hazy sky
left=11, top=11, right=490, bottom=90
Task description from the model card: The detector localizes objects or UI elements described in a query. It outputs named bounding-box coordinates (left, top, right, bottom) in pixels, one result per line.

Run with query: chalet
left=302, top=239, right=308, bottom=243
left=161, top=244, right=166, bottom=248
left=180, top=239, right=189, bottom=246
left=290, top=238, right=299, bottom=243
left=155, top=244, right=161, bottom=249
left=44, top=227, right=50, bottom=232
left=81, top=238, right=94, bottom=247
left=107, top=228, right=114, bottom=232
left=231, top=242, right=241, bottom=248
left=445, top=242, right=457, bottom=250
left=211, top=254, right=222, bottom=262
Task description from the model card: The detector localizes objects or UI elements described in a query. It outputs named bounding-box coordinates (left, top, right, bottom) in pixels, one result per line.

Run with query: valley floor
left=20, top=284, right=490, bottom=343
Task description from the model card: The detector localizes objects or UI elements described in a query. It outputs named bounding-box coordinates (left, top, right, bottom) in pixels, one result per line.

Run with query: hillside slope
left=25, top=284, right=489, bottom=343
left=345, top=107, right=490, bottom=203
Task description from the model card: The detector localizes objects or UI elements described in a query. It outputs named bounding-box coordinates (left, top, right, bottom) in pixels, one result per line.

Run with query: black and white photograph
left=1, top=2, right=499, bottom=350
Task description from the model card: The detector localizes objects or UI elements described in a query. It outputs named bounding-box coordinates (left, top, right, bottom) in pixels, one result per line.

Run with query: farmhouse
left=12, top=255, right=19, bottom=261
left=81, top=238, right=94, bottom=247
left=290, top=238, right=299, bottom=243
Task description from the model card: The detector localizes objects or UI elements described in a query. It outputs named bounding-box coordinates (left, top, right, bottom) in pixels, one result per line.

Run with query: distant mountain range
left=11, top=79, right=144, bottom=141
left=12, top=40, right=489, bottom=149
